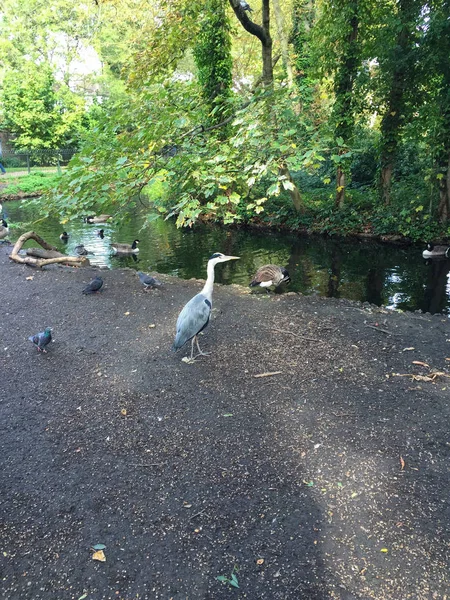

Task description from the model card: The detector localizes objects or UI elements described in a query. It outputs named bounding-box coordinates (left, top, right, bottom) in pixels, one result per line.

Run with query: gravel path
left=1, top=243, right=449, bottom=599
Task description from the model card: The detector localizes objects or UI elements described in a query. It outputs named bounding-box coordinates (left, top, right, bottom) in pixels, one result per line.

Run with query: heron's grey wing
left=173, top=293, right=211, bottom=350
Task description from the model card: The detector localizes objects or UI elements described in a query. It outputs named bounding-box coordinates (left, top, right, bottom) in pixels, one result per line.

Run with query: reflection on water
left=3, top=199, right=450, bottom=315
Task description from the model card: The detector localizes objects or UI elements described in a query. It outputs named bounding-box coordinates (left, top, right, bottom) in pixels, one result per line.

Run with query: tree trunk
left=335, top=165, right=346, bottom=209
left=332, top=4, right=359, bottom=208
left=378, top=0, right=418, bottom=205
left=228, top=0, right=273, bottom=85
left=380, top=162, right=393, bottom=206
left=279, top=163, right=304, bottom=212
left=437, top=154, right=450, bottom=223
left=272, top=0, right=293, bottom=87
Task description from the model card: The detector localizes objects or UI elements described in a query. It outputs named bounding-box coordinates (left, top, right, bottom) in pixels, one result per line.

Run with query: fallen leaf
left=400, top=456, right=405, bottom=470
left=222, top=413, right=233, bottom=417
left=380, top=548, right=389, bottom=553
left=78, top=594, right=88, bottom=600
left=26, top=276, right=34, bottom=281
left=412, top=361, right=430, bottom=368
left=124, top=311, right=130, bottom=316
left=92, top=549, right=106, bottom=562
left=92, top=544, right=106, bottom=551
left=256, top=558, right=264, bottom=565
left=74, top=447, right=82, bottom=453
left=183, top=503, right=192, bottom=508
left=149, top=324, right=156, bottom=328
left=121, top=408, right=127, bottom=416
left=445, top=358, right=450, bottom=362
left=402, top=347, right=415, bottom=351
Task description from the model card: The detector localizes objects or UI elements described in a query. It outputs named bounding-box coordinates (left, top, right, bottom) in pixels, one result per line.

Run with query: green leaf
left=217, top=575, right=228, bottom=583
left=230, top=574, right=239, bottom=588
left=92, top=544, right=106, bottom=551
left=281, top=180, right=295, bottom=191
left=266, top=183, right=279, bottom=196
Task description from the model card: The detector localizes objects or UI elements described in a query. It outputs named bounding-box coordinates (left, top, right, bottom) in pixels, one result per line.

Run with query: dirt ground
left=0, top=242, right=449, bottom=600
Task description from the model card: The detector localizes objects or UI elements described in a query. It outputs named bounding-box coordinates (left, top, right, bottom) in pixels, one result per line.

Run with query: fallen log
left=26, top=248, right=67, bottom=259
left=9, top=231, right=89, bottom=268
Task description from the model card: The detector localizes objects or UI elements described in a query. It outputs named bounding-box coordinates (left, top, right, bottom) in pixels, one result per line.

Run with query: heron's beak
left=224, top=255, right=240, bottom=260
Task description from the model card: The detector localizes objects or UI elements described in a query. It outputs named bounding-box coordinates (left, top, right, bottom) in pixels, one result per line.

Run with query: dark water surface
left=3, top=199, right=450, bottom=315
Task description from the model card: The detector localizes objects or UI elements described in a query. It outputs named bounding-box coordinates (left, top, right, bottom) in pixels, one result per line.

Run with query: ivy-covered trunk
left=378, top=0, right=420, bottom=205
left=437, top=155, right=450, bottom=223
left=331, top=3, right=359, bottom=209
left=194, top=0, right=232, bottom=126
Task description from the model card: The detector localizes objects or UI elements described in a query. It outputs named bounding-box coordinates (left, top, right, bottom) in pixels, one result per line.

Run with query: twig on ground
left=366, top=324, right=393, bottom=335
left=190, top=508, right=207, bottom=520
left=254, top=371, right=283, bottom=378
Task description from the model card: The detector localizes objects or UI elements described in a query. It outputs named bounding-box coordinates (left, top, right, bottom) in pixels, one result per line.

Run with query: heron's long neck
left=201, top=260, right=216, bottom=300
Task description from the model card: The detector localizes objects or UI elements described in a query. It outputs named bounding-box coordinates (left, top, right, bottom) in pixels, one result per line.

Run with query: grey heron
left=111, top=239, right=140, bottom=254
left=249, top=264, right=291, bottom=290
left=173, top=252, right=240, bottom=362
left=422, top=242, right=450, bottom=259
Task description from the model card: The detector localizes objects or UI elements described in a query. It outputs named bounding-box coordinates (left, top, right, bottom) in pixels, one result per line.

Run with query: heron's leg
left=195, top=335, right=211, bottom=357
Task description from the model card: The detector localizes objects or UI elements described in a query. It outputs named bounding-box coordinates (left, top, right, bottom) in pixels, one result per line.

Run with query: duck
left=0, top=219, right=9, bottom=240
left=249, top=264, right=291, bottom=290
left=422, top=242, right=450, bottom=259
left=95, top=229, right=105, bottom=238
left=111, top=239, right=140, bottom=254
left=74, top=244, right=90, bottom=256
left=59, top=231, right=69, bottom=241
left=84, top=214, right=112, bottom=224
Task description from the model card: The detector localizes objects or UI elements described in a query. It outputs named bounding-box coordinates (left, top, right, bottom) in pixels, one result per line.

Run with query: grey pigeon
left=137, top=271, right=162, bottom=291
left=82, top=276, right=103, bottom=294
left=240, top=0, right=253, bottom=11
left=28, top=327, right=52, bottom=353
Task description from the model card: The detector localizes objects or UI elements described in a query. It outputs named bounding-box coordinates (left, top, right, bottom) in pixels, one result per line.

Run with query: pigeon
left=137, top=271, right=162, bottom=291
left=82, top=276, right=103, bottom=294
left=239, top=0, right=253, bottom=11
left=28, top=327, right=52, bottom=353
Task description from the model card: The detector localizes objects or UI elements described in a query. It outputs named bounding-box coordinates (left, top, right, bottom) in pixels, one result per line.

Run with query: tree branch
left=228, top=0, right=270, bottom=45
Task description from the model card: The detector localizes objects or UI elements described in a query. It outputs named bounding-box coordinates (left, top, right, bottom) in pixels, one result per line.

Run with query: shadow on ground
left=0, top=244, right=449, bottom=599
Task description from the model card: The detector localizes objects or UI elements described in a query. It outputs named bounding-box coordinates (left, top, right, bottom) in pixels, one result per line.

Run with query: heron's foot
left=195, top=350, right=211, bottom=357
left=181, top=356, right=197, bottom=364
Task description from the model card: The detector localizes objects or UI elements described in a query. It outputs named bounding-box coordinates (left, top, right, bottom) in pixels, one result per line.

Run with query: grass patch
left=0, top=172, right=61, bottom=196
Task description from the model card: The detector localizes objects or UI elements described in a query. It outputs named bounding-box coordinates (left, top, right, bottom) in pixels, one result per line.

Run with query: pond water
left=3, top=199, right=450, bottom=315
